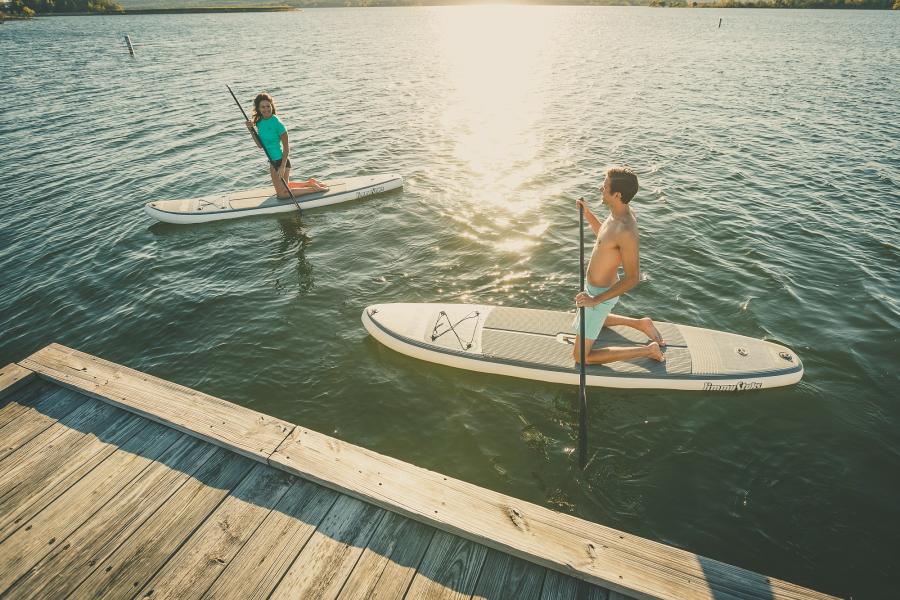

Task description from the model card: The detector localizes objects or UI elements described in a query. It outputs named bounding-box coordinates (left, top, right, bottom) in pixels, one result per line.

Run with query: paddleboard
left=362, top=303, right=803, bottom=391
left=144, top=173, right=402, bottom=224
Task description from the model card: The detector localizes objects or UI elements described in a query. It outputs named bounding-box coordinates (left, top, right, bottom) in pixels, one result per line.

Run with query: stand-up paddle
left=578, top=199, right=588, bottom=469
left=226, top=84, right=301, bottom=214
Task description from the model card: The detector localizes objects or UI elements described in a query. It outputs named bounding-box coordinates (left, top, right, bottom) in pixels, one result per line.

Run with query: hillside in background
left=116, top=0, right=650, bottom=8
left=116, top=0, right=292, bottom=8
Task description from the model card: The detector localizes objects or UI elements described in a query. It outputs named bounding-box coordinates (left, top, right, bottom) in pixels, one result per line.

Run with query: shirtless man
left=573, top=167, right=665, bottom=365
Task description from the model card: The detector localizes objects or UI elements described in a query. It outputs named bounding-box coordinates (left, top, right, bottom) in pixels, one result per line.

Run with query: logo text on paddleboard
left=703, top=381, right=763, bottom=392
left=356, top=186, right=385, bottom=199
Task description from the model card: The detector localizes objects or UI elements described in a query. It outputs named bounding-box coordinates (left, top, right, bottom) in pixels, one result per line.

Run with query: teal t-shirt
left=256, top=115, right=286, bottom=161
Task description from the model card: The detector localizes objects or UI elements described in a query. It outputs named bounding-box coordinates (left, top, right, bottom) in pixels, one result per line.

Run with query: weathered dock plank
left=0, top=421, right=178, bottom=594
left=271, top=426, right=836, bottom=600
left=473, top=549, right=547, bottom=600
left=0, top=363, right=34, bottom=402
left=337, top=511, right=435, bottom=599
left=0, top=400, right=140, bottom=539
left=541, top=571, right=580, bottom=600
left=203, top=480, right=339, bottom=600
left=2, top=346, right=838, bottom=600
left=19, top=343, right=293, bottom=463
left=541, top=570, right=615, bottom=600
left=135, top=463, right=294, bottom=600
left=71, top=448, right=254, bottom=599
left=269, top=494, right=385, bottom=599
left=0, top=387, right=84, bottom=462
left=405, top=530, right=488, bottom=600
left=5, top=436, right=217, bottom=599
left=0, top=377, right=56, bottom=428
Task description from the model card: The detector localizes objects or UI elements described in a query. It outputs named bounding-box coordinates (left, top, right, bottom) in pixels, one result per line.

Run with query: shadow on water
left=0, top=379, right=613, bottom=598
left=147, top=220, right=201, bottom=236
left=272, top=213, right=314, bottom=294
left=540, top=389, right=779, bottom=600
left=146, top=219, right=237, bottom=237
left=145, top=212, right=316, bottom=294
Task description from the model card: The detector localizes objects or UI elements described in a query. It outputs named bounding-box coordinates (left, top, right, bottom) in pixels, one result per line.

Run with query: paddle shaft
left=226, top=85, right=300, bottom=211
left=578, top=201, right=588, bottom=469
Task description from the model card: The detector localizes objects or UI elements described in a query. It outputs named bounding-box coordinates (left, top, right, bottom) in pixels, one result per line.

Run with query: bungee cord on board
left=431, top=310, right=480, bottom=351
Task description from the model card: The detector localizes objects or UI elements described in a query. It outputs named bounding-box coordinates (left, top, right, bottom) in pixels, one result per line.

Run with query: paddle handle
left=578, top=200, right=588, bottom=469
left=226, top=85, right=297, bottom=205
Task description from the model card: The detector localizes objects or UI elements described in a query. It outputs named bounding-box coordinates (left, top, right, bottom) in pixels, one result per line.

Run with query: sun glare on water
left=435, top=5, right=547, bottom=202
left=429, top=6, right=559, bottom=256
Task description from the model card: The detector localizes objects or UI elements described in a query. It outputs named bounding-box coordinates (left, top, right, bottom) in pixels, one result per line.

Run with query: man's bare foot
left=640, top=317, right=665, bottom=347
left=646, top=341, right=665, bottom=362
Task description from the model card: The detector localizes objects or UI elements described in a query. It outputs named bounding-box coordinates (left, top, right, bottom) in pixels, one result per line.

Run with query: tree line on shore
left=3, top=0, right=123, bottom=15
left=650, top=0, right=894, bottom=7
left=3, top=0, right=896, bottom=16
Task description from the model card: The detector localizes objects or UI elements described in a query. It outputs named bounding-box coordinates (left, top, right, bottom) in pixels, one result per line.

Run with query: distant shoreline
left=1, top=6, right=297, bottom=18
left=122, top=6, right=296, bottom=13
left=4, top=0, right=896, bottom=17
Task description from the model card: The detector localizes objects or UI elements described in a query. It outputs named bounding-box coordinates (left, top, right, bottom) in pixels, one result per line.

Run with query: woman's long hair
left=251, top=92, right=277, bottom=125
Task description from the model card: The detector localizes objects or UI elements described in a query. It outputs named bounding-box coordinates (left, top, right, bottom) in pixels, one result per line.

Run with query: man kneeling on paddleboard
left=573, top=167, right=666, bottom=365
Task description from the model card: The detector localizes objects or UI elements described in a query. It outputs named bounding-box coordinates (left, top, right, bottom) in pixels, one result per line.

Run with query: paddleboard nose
left=363, top=303, right=433, bottom=342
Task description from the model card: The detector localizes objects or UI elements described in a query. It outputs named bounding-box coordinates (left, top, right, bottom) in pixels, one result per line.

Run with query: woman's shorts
left=270, top=157, right=292, bottom=170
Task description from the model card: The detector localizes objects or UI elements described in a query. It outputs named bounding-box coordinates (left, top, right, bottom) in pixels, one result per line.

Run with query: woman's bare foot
left=639, top=317, right=665, bottom=347
left=297, top=178, right=328, bottom=192
left=287, top=182, right=323, bottom=194
left=646, top=341, right=665, bottom=362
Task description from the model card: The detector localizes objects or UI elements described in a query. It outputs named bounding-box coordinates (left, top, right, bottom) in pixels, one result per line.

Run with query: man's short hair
left=607, top=167, right=639, bottom=204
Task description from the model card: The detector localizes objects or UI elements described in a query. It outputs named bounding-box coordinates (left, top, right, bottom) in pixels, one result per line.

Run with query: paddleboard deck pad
left=144, top=173, right=402, bottom=224
left=362, top=303, right=803, bottom=391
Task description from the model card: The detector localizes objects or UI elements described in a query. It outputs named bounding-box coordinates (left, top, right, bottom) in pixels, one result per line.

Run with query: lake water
left=1, top=7, right=898, bottom=597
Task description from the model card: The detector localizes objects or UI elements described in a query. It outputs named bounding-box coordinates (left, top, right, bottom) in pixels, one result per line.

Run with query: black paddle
left=578, top=199, right=589, bottom=469
left=226, top=84, right=301, bottom=214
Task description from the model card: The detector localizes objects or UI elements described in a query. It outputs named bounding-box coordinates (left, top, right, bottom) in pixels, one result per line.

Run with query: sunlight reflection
left=498, top=270, right=532, bottom=282
left=494, top=238, right=538, bottom=254
left=432, top=6, right=553, bottom=220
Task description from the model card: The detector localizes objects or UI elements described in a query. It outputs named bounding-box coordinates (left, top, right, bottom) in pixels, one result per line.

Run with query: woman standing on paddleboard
left=245, top=92, right=328, bottom=198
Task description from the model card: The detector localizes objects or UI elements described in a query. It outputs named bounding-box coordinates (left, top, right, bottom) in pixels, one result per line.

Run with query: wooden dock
left=0, top=344, right=839, bottom=600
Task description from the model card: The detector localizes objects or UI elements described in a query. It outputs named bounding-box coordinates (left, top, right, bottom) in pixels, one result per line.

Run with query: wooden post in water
left=124, top=34, right=135, bottom=57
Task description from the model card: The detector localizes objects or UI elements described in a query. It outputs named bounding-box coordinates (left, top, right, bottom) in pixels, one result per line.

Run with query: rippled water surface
left=1, top=7, right=898, bottom=597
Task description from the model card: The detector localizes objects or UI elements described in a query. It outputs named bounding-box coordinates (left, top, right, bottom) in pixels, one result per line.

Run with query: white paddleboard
left=144, top=173, right=402, bottom=224
left=362, top=303, right=803, bottom=391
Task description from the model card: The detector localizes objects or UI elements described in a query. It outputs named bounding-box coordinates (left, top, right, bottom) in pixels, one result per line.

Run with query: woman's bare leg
left=288, top=178, right=328, bottom=193
left=270, top=165, right=293, bottom=199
